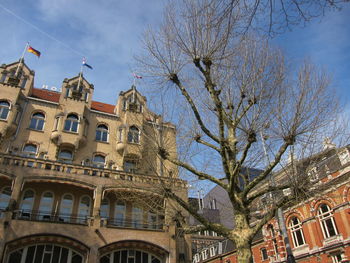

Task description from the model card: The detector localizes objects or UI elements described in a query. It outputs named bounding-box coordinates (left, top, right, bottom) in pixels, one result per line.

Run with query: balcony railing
left=13, top=210, right=89, bottom=225
left=105, top=218, right=164, bottom=230
left=0, top=153, right=187, bottom=188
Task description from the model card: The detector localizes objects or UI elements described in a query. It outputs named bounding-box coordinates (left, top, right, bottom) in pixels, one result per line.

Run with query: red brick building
left=193, top=146, right=350, bottom=263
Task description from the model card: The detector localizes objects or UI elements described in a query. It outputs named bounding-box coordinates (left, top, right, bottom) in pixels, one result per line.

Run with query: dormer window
left=0, top=101, right=10, bottom=120
left=338, top=149, right=350, bottom=166
left=64, top=114, right=79, bottom=133
left=307, top=167, right=318, bottom=182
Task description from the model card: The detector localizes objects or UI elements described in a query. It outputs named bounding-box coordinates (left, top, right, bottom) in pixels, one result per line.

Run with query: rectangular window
left=261, top=248, right=268, bottom=260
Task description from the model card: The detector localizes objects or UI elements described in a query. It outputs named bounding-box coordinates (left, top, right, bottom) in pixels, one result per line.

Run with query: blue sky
left=0, top=0, right=349, bottom=108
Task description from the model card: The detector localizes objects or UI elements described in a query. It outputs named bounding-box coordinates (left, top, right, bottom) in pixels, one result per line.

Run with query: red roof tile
left=31, top=88, right=60, bottom=103
left=30, top=88, right=116, bottom=114
left=91, top=101, right=115, bottom=114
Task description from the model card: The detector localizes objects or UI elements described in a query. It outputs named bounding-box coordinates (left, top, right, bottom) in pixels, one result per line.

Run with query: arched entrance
left=99, top=240, right=168, bottom=263
left=4, top=234, right=89, bottom=263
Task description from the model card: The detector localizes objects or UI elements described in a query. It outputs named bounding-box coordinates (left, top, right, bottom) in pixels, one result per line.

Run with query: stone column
left=9, top=175, right=24, bottom=211
left=92, top=186, right=103, bottom=227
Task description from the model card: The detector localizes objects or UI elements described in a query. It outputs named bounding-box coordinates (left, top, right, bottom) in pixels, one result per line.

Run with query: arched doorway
left=7, top=244, right=84, bottom=263
left=100, top=249, right=161, bottom=263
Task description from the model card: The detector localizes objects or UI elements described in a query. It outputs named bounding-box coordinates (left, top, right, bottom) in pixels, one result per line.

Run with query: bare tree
left=136, top=0, right=342, bottom=262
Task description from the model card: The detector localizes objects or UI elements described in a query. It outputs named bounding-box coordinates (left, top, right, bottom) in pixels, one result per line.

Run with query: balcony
left=105, top=218, right=164, bottom=231
left=13, top=210, right=89, bottom=225
left=0, top=153, right=187, bottom=188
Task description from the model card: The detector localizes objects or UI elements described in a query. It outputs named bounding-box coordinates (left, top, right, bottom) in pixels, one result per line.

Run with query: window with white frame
left=100, top=249, right=161, bottom=263
left=331, top=253, right=344, bottom=263
left=338, top=149, right=350, bottom=165
left=64, top=114, right=79, bottom=132
left=307, top=167, right=318, bottom=182
left=7, top=244, right=83, bottom=263
left=318, top=204, right=338, bottom=238
left=0, top=101, right=10, bottom=120
left=288, top=217, right=305, bottom=247
left=29, top=112, right=45, bottom=130
left=96, top=124, right=109, bottom=142
left=127, top=126, right=140, bottom=143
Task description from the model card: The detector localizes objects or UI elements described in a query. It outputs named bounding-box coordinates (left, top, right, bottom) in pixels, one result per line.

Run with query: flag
left=82, top=57, right=93, bottom=69
left=27, top=46, right=41, bottom=57
left=133, top=73, right=142, bottom=79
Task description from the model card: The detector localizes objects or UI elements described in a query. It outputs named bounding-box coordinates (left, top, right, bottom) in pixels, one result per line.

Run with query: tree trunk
left=232, top=212, right=254, bottom=263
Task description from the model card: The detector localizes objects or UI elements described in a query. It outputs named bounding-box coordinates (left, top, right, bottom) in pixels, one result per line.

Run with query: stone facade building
left=0, top=60, right=189, bottom=263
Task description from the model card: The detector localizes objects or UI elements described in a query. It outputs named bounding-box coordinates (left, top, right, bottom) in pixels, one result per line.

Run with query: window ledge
left=95, top=140, right=109, bottom=144
left=292, top=244, right=309, bottom=256
left=323, top=234, right=343, bottom=247
left=0, top=118, right=8, bottom=122
left=127, top=142, right=140, bottom=145
left=62, top=130, right=79, bottom=135
left=27, top=128, right=45, bottom=133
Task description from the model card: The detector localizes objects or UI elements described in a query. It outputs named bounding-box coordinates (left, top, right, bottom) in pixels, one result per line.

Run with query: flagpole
left=15, top=42, right=29, bottom=77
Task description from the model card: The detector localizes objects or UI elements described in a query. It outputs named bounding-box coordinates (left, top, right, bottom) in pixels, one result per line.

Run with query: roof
left=91, top=101, right=115, bottom=114
left=31, top=88, right=60, bottom=103
left=30, top=88, right=116, bottom=114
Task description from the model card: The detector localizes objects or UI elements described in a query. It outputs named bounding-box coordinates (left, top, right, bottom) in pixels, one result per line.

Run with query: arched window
left=78, top=196, right=91, bottom=224
left=39, top=191, right=54, bottom=220
left=100, top=249, right=161, bottom=263
left=132, top=205, right=143, bottom=229
left=59, top=194, right=74, bottom=222
left=0, top=101, right=10, bottom=120
left=0, top=186, right=12, bottom=209
left=92, top=154, right=105, bottom=168
left=58, top=149, right=73, bottom=163
left=128, top=126, right=140, bottom=143
left=64, top=114, right=79, bottom=132
left=20, top=190, right=35, bottom=219
left=96, top=124, right=109, bottom=142
left=114, top=200, right=126, bottom=226
left=29, top=112, right=45, bottom=130
left=23, top=144, right=37, bottom=157
left=7, top=244, right=83, bottom=263
left=288, top=217, right=305, bottom=247
left=100, top=198, right=109, bottom=218
left=318, top=204, right=338, bottom=238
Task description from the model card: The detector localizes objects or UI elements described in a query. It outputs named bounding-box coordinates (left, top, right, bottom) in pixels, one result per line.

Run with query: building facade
left=0, top=60, right=189, bottom=263
left=191, top=147, right=350, bottom=263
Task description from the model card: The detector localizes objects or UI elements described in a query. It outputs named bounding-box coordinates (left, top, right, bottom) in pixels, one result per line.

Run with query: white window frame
left=318, top=204, right=338, bottom=238
left=0, top=100, right=10, bottom=120
left=288, top=217, right=306, bottom=247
